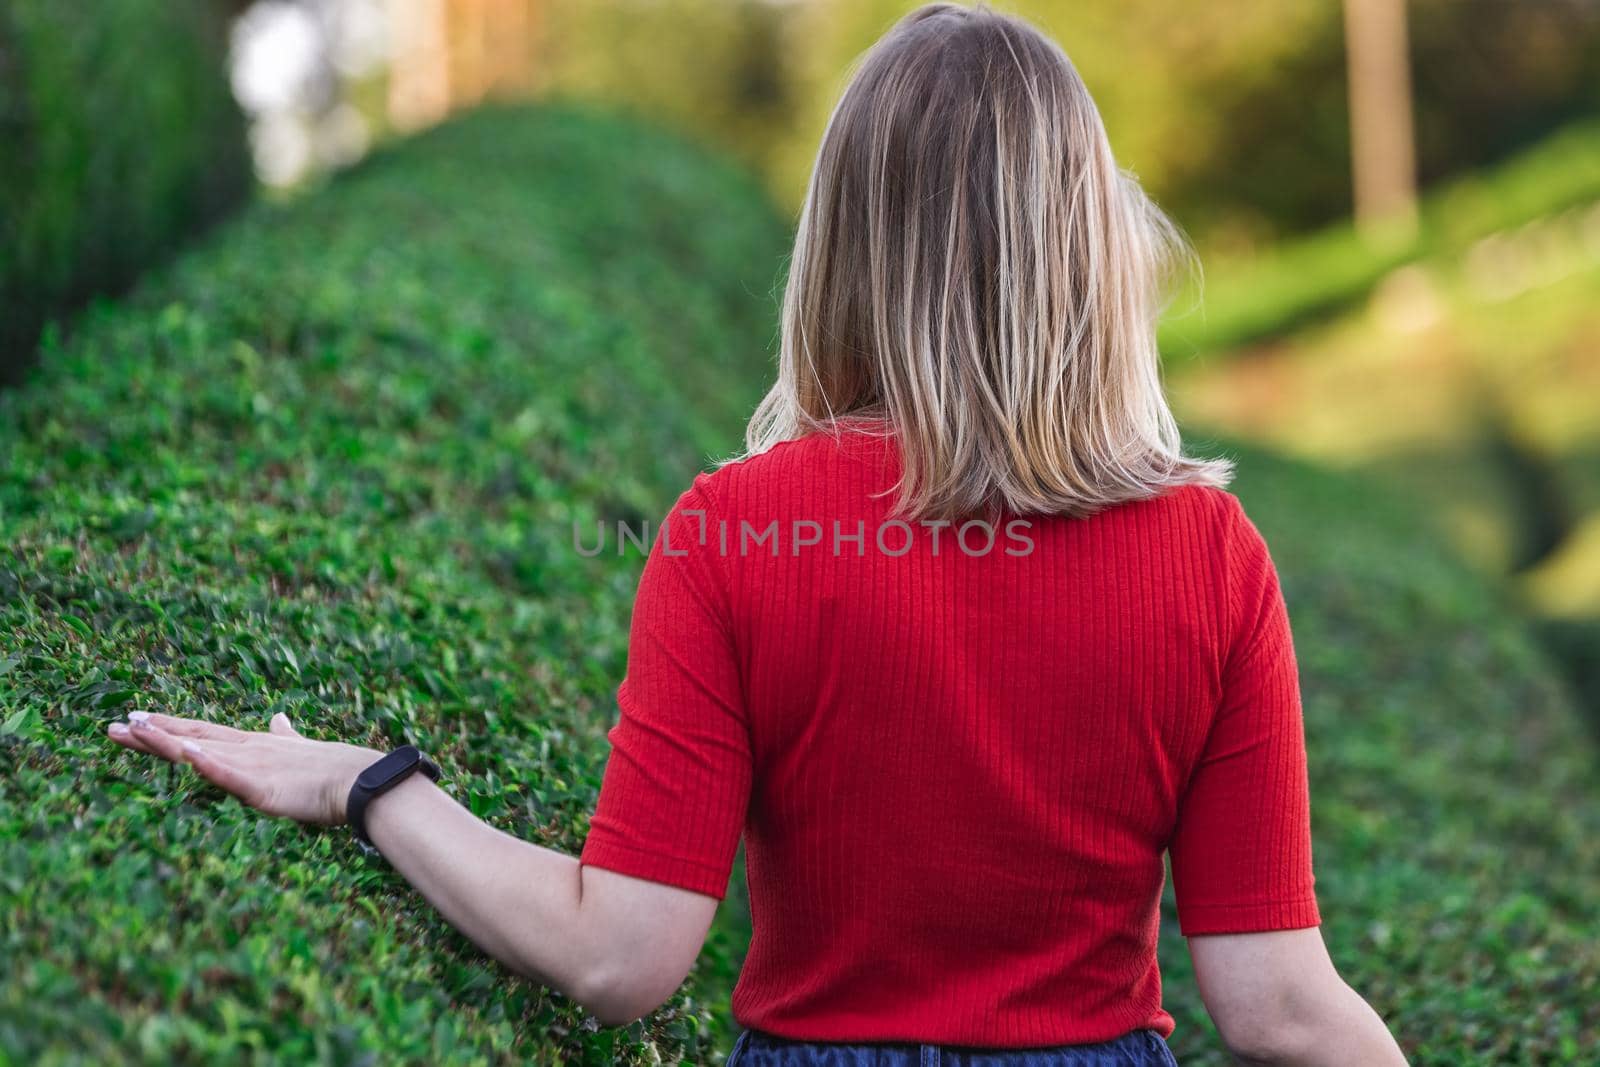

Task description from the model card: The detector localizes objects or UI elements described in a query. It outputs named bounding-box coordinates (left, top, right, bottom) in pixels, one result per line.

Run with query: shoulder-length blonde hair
left=743, top=2, right=1231, bottom=519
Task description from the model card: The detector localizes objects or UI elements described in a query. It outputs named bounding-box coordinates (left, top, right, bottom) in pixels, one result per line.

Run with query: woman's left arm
left=107, top=710, right=718, bottom=1026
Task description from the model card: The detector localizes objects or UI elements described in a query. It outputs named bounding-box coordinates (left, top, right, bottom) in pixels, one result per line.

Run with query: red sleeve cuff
left=579, top=832, right=733, bottom=900
left=1177, top=895, right=1322, bottom=937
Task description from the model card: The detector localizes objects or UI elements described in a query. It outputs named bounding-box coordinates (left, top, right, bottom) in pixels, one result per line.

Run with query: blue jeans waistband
left=729, top=1028, right=1179, bottom=1067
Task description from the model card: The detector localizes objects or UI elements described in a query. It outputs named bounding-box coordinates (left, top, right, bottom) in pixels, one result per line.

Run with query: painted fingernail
left=128, top=711, right=151, bottom=723
left=108, top=723, right=129, bottom=736
left=181, top=740, right=202, bottom=756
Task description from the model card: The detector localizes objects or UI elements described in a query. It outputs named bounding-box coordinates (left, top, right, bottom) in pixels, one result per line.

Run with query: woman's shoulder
left=1115, top=481, right=1245, bottom=530
left=1144, top=484, right=1283, bottom=597
left=1165, top=481, right=1246, bottom=521
left=1092, top=483, right=1268, bottom=574
left=691, top=429, right=895, bottom=509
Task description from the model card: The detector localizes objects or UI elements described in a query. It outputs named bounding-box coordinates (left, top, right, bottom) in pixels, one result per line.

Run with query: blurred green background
left=11, top=0, right=1600, bottom=631
left=2, top=1, right=1598, bottom=1063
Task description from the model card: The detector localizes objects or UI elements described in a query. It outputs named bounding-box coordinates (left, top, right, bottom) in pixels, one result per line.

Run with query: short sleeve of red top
left=579, top=476, right=750, bottom=899
left=1167, top=495, right=1320, bottom=935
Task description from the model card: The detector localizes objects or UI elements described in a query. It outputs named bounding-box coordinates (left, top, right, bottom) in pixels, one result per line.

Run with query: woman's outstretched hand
left=107, top=711, right=382, bottom=825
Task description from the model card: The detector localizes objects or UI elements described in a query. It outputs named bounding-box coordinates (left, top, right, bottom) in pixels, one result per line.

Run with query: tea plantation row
left=0, top=105, right=788, bottom=1065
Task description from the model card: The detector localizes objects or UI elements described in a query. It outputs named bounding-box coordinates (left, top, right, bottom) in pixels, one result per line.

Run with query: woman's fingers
left=131, top=711, right=249, bottom=742
left=107, top=721, right=160, bottom=755
left=122, top=710, right=302, bottom=742
left=182, top=742, right=266, bottom=807
left=118, top=720, right=268, bottom=807
left=108, top=712, right=255, bottom=759
left=126, top=719, right=192, bottom=763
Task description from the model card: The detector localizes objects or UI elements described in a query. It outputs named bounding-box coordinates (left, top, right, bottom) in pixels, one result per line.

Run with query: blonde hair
left=743, top=2, right=1230, bottom=519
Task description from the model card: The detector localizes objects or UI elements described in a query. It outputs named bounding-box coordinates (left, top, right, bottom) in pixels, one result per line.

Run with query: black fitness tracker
left=346, top=744, right=442, bottom=850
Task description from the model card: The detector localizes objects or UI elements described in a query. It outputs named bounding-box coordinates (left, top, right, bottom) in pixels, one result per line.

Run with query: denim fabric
left=727, top=1028, right=1179, bottom=1067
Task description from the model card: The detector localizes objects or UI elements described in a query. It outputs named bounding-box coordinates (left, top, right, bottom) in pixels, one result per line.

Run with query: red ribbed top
left=581, top=428, right=1319, bottom=1046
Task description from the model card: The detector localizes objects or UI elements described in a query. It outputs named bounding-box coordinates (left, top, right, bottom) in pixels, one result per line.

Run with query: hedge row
left=0, top=0, right=249, bottom=380
left=0, top=105, right=788, bottom=1065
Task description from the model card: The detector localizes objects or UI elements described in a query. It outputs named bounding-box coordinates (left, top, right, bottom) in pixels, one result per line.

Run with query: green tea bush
left=1, top=103, right=1593, bottom=1066
left=0, top=104, right=788, bottom=1065
left=0, top=0, right=249, bottom=379
left=1160, top=444, right=1600, bottom=1065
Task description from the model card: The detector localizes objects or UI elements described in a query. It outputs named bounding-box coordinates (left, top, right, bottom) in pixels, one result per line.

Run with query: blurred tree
left=389, top=0, right=542, bottom=132
left=0, top=0, right=249, bottom=381
left=1410, top=0, right=1600, bottom=182
left=388, top=0, right=452, bottom=130
left=1343, top=0, right=1419, bottom=242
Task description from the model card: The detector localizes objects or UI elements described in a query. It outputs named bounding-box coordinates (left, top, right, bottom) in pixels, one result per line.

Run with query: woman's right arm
left=1189, top=929, right=1407, bottom=1066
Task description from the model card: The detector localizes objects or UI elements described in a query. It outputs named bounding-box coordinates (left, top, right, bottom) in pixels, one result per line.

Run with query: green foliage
left=1159, top=443, right=1600, bottom=1065
left=1160, top=119, right=1600, bottom=359
left=1, top=98, right=1593, bottom=1067
left=0, top=105, right=789, bottom=1065
left=0, top=0, right=249, bottom=380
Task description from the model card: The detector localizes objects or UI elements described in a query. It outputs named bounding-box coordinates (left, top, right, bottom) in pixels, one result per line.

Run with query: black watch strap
left=346, top=744, right=442, bottom=850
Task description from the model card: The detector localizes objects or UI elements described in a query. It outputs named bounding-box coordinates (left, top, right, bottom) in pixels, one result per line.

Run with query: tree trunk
left=1343, top=0, right=1419, bottom=243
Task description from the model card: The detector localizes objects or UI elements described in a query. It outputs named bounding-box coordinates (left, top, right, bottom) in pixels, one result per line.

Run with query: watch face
left=356, top=745, right=420, bottom=791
